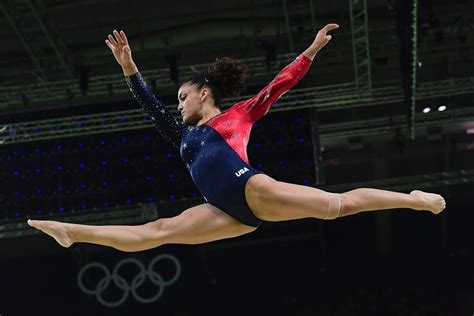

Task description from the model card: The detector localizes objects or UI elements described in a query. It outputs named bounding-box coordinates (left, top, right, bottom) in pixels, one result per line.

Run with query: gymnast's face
left=177, top=83, right=206, bottom=125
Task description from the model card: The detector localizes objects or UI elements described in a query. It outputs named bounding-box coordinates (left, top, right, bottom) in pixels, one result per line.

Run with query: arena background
left=0, top=0, right=473, bottom=315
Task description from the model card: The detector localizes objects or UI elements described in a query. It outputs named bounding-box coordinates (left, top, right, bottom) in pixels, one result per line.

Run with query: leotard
left=126, top=54, right=312, bottom=227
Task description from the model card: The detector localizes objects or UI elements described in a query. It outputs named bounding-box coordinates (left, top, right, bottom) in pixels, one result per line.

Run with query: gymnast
left=27, top=24, right=445, bottom=252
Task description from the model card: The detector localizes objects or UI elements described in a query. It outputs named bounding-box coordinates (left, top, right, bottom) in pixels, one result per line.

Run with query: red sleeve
left=234, top=54, right=312, bottom=122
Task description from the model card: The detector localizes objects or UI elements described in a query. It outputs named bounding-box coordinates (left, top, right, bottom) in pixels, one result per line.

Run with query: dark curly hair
left=183, top=57, right=245, bottom=108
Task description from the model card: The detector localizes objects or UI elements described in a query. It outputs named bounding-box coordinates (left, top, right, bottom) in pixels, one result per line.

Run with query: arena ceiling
left=0, top=0, right=472, bottom=114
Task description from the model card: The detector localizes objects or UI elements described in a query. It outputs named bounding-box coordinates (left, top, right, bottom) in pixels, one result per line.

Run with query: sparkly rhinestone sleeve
left=125, top=72, right=184, bottom=148
left=235, top=54, right=312, bottom=122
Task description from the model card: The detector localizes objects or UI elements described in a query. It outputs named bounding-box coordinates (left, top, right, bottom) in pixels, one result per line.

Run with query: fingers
left=105, top=30, right=129, bottom=49
left=105, top=39, right=114, bottom=50
left=322, top=23, right=339, bottom=33
left=120, top=30, right=129, bottom=45
left=113, top=29, right=124, bottom=44
left=108, top=34, right=118, bottom=46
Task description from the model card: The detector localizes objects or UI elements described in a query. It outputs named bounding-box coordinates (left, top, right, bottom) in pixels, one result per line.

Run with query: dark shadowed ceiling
left=0, top=0, right=472, bottom=114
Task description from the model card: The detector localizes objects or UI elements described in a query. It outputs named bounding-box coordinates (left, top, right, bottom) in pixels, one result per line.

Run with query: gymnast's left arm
left=235, top=23, right=339, bottom=122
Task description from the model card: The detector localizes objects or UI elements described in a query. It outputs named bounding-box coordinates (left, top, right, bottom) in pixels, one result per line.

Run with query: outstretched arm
left=235, top=23, right=339, bottom=122
left=105, top=30, right=185, bottom=149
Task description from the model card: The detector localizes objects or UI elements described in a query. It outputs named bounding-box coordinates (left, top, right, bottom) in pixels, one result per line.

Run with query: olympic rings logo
left=77, top=254, right=181, bottom=307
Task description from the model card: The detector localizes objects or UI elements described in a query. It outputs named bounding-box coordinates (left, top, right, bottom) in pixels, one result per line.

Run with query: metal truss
left=0, top=53, right=297, bottom=109
left=282, top=0, right=295, bottom=53
left=0, top=203, right=157, bottom=239
left=0, top=76, right=472, bottom=145
left=282, top=0, right=318, bottom=53
left=24, top=0, right=74, bottom=79
left=410, top=0, right=418, bottom=140
left=320, top=104, right=474, bottom=140
left=0, top=0, right=50, bottom=83
left=348, top=0, right=372, bottom=94
left=2, top=168, right=473, bottom=238
left=0, top=0, right=74, bottom=104
left=323, top=169, right=474, bottom=193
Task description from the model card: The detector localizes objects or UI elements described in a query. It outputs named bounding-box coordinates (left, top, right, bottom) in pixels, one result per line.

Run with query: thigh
left=158, top=203, right=257, bottom=245
left=246, top=175, right=331, bottom=221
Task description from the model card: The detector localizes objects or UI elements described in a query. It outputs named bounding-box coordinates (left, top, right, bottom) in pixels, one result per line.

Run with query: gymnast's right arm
left=105, top=30, right=184, bottom=149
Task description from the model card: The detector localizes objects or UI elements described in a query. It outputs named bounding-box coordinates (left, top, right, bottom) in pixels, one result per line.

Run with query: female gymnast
left=28, top=24, right=446, bottom=252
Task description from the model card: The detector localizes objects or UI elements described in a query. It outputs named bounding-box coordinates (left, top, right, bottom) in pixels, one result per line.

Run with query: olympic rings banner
left=77, top=254, right=181, bottom=308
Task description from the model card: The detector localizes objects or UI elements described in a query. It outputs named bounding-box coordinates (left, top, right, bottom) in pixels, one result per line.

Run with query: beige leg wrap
left=324, top=193, right=341, bottom=220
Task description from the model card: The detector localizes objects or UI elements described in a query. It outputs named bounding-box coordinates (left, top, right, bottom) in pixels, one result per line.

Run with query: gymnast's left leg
left=245, top=174, right=446, bottom=222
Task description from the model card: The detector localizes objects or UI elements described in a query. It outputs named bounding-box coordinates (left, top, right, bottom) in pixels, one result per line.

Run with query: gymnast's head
left=177, top=57, right=245, bottom=125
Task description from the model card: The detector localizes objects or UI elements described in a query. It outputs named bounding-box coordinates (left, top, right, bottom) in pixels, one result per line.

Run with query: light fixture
left=466, top=128, right=474, bottom=135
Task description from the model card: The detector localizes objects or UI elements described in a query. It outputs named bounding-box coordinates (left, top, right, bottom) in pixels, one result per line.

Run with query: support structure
left=0, top=1, right=50, bottom=83
left=373, top=142, right=391, bottom=257
left=310, top=108, right=328, bottom=267
left=310, top=109, right=325, bottom=186
left=348, top=0, right=372, bottom=95
left=0, top=75, right=472, bottom=145
left=25, top=0, right=74, bottom=79
left=0, top=0, right=74, bottom=105
left=0, top=53, right=297, bottom=109
left=309, top=0, right=316, bottom=31
left=282, top=0, right=295, bottom=53
left=410, top=0, right=418, bottom=140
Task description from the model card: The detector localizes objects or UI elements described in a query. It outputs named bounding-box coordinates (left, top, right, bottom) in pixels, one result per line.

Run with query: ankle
left=66, top=223, right=79, bottom=243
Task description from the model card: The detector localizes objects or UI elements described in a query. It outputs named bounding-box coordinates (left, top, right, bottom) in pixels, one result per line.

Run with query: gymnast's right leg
left=27, top=203, right=257, bottom=252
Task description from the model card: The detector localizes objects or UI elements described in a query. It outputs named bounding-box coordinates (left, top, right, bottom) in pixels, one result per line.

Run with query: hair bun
left=208, top=57, right=245, bottom=97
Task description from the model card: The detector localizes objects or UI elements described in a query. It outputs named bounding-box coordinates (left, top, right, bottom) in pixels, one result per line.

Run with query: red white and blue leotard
left=126, top=54, right=312, bottom=227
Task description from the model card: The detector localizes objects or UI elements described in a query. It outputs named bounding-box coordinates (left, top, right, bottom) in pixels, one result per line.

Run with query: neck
left=196, top=106, right=221, bottom=126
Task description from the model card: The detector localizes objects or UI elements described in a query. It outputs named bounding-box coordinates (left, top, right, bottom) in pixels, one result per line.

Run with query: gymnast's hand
left=303, top=23, right=339, bottom=60
left=105, top=30, right=137, bottom=75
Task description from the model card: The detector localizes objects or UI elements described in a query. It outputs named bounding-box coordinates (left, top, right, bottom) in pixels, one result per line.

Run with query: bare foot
left=27, top=219, right=74, bottom=248
left=410, top=190, right=446, bottom=214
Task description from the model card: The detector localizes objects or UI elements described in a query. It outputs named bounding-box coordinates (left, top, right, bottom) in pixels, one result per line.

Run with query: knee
left=134, top=220, right=166, bottom=249
left=339, top=193, right=361, bottom=217
left=143, top=218, right=164, bottom=232
left=108, top=220, right=166, bottom=252
left=322, top=192, right=341, bottom=220
left=323, top=193, right=361, bottom=220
